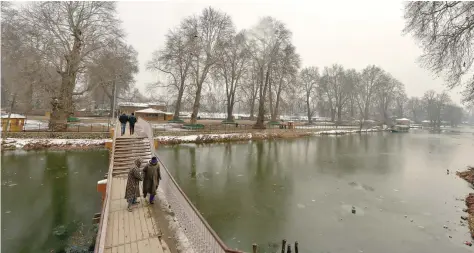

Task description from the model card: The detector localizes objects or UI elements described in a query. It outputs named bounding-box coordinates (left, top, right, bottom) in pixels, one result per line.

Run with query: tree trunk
left=254, top=66, right=269, bottom=129
left=226, top=99, right=234, bottom=122
left=50, top=32, right=82, bottom=131
left=306, top=94, right=312, bottom=124
left=5, top=92, right=17, bottom=132
left=337, top=105, right=342, bottom=123
left=173, top=83, right=185, bottom=121
left=249, top=97, right=256, bottom=120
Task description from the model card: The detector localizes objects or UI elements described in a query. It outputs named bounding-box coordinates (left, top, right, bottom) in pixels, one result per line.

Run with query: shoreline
left=456, top=167, right=474, bottom=239
left=2, top=128, right=383, bottom=151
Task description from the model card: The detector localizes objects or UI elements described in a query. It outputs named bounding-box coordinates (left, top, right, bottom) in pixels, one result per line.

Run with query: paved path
left=102, top=122, right=170, bottom=253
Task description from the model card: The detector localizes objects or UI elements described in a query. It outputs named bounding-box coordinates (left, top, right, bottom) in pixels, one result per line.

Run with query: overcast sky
left=115, top=0, right=465, bottom=104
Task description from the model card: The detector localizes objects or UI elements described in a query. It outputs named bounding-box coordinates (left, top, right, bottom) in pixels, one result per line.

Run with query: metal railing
left=141, top=119, right=245, bottom=253
left=94, top=121, right=119, bottom=253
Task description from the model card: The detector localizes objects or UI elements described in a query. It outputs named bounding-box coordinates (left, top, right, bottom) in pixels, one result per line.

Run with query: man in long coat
left=125, top=158, right=143, bottom=211
left=142, top=156, right=161, bottom=204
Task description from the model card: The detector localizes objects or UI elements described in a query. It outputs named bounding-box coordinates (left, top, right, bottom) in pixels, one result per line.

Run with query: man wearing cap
left=142, top=156, right=161, bottom=204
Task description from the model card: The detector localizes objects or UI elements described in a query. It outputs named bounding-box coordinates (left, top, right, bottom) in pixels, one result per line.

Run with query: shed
left=135, top=108, right=171, bottom=121
left=395, top=118, right=410, bottom=126
left=1, top=114, right=26, bottom=132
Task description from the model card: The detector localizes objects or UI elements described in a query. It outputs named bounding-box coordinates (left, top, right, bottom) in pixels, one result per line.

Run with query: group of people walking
left=124, top=156, right=161, bottom=212
left=118, top=112, right=138, bottom=136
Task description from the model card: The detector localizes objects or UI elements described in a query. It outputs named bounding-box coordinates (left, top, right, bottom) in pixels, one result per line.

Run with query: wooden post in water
left=281, top=239, right=287, bottom=253
left=286, top=245, right=292, bottom=253
left=294, top=241, right=298, bottom=253
left=252, top=243, right=258, bottom=253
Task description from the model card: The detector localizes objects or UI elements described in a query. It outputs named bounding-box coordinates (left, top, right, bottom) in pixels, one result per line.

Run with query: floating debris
left=352, top=206, right=356, bottom=214
left=443, top=225, right=448, bottom=229
left=461, top=216, right=468, bottom=221
left=5, top=211, right=11, bottom=214
left=465, top=241, right=472, bottom=247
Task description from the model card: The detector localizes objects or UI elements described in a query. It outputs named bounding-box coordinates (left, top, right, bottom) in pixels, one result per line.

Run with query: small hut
left=395, top=118, right=410, bottom=126
left=135, top=108, right=171, bottom=121
left=1, top=114, right=26, bottom=132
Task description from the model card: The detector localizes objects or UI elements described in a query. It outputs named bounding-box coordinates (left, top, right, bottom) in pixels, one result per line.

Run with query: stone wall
left=2, top=131, right=109, bottom=139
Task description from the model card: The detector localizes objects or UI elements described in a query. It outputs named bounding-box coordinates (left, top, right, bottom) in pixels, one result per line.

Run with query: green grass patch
left=168, top=119, right=184, bottom=123
left=183, top=124, right=205, bottom=130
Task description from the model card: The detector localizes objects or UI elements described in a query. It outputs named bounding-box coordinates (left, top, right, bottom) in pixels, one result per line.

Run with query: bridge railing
left=140, top=119, right=245, bottom=253
left=95, top=120, right=120, bottom=253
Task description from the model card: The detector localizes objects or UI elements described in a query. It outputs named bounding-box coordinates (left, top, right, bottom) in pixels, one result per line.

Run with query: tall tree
left=403, top=2, right=474, bottom=103
left=182, top=7, right=235, bottom=124
left=354, top=65, right=385, bottom=122
left=247, top=17, right=292, bottom=128
left=320, top=64, right=349, bottom=123
left=147, top=27, right=194, bottom=121
left=19, top=2, right=123, bottom=130
left=299, top=67, right=320, bottom=124
left=214, top=31, right=249, bottom=122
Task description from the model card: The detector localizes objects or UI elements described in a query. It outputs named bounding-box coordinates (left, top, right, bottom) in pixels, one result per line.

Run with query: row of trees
left=1, top=2, right=140, bottom=130
left=2, top=3, right=470, bottom=130
left=148, top=7, right=466, bottom=128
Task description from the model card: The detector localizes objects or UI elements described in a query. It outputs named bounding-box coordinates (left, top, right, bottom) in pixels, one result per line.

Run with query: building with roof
left=117, top=102, right=167, bottom=115
left=134, top=108, right=173, bottom=121
left=1, top=113, right=26, bottom=132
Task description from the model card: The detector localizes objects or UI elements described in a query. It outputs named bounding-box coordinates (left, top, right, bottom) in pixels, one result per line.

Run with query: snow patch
left=3, top=138, right=107, bottom=149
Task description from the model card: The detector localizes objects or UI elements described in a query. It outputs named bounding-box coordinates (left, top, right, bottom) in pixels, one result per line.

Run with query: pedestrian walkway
left=97, top=121, right=171, bottom=253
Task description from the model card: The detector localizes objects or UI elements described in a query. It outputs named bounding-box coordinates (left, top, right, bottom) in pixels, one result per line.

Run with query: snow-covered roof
left=1, top=113, right=26, bottom=119
left=396, top=118, right=410, bottom=121
left=118, top=102, right=149, bottom=108
left=135, top=108, right=165, bottom=114
left=118, top=102, right=166, bottom=108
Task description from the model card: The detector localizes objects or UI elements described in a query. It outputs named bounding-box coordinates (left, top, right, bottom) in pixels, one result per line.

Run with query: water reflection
left=1, top=150, right=108, bottom=253
left=159, top=131, right=474, bottom=253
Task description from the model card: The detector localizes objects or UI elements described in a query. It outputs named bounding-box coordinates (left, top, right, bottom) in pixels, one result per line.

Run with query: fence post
left=252, top=243, right=258, bottom=253
left=286, top=245, right=292, bottom=253
left=294, top=241, right=298, bottom=253
left=77, top=125, right=80, bottom=132
left=281, top=239, right=286, bottom=253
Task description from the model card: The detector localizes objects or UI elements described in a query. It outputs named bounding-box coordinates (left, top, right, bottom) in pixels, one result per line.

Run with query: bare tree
left=88, top=40, right=138, bottom=113
left=375, top=74, right=402, bottom=124
left=18, top=2, right=123, bottom=130
left=403, top=2, right=474, bottom=103
left=319, top=64, right=350, bottom=123
left=394, top=86, right=408, bottom=118
left=181, top=7, right=235, bottom=124
left=407, top=97, right=423, bottom=123
left=214, top=31, right=249, bottom=122
left=147, top=27, right=194, bottom=121
left=240, top=61, right=260, bottom=119
left=299, top=67, right=319, bottom=124
left=354, top=65, right=385, bottom=123
left=247, top=17, right=292, bottom=128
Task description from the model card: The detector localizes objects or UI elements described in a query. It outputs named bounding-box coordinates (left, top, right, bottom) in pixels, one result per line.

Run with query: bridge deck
left=103, top=123, right=170, bottom=253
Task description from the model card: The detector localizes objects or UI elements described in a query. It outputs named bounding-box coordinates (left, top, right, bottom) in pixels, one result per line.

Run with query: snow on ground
left=151, top=123, right=189, bottom=131
left=155, top=188, right=195, bottom=253
left=295, top=125, right=358, bottom=130
left=24, top=120, right=49, bottom=130
left=3, top=138, right=107, bottom=149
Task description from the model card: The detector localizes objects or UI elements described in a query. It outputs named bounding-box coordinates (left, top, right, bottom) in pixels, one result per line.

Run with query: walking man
left=129, top=113, right=137, bottom=135
left=125, top=158, right=143, bottom=212
left=119, top=113, right=128, bottom=136
left=142, top=156, right=161, bottom=204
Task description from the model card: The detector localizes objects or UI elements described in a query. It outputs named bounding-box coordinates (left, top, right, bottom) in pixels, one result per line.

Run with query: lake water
left=1, top=150, right=109, bottom=253
left=158, top=129, right=474, bottom=253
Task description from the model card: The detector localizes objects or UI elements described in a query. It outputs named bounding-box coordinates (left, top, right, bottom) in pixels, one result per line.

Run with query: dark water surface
left=158, top=130, right=474, bottom=253
left=1, top=150, right=108, bottom=253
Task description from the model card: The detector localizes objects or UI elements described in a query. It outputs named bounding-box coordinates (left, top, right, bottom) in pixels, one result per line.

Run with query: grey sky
left=116, top=0, right=463, bottom=104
